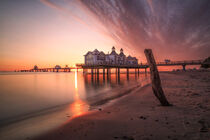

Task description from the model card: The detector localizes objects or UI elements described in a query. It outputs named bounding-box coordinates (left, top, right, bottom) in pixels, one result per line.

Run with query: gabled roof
left=84, top=51, right=92, bottom=56
left=127, top=55, right=132, bottom=59
left=110, top=50, right=118, bottom=55
left=99, top=51, right=105, bottom=55
left=133, top=57, right=137, bottom=60
left=92, top=49, right=100, bottom=55
left=119, top=52, right=125, bottom=57
left=127, top=55, right=138, bottom=60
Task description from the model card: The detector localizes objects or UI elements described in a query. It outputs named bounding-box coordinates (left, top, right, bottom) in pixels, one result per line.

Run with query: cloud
left=41, top=0, right=210, bottom=61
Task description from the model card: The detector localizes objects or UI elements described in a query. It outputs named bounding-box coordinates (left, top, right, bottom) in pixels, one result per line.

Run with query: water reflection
left=75, top=71, right=78, bottom=90
left=70, top=71, right=87, bottom=117
left=0, top=71, right=148, bottom=123
left=83, top=71, right=144, bottom=90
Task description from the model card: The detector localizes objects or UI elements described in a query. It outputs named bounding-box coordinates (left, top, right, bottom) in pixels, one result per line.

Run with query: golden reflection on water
left=75, top=70, right=78, bottom=90
left=70, top=71, right=87, bottom=117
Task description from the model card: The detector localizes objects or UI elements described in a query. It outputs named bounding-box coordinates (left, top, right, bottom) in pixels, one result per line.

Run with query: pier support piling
left=182, top=64, right=186, bottom=71
left=91, top=69, right=93, bottom=75
left=118, top=68, right=120, bottom=75
left=127, top=68, right=129, bottom=80
left=103, top=69, right=105, bottom=80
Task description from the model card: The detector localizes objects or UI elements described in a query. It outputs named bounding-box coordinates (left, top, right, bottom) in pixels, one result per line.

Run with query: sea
left=0, top=70, right=149, bottom=140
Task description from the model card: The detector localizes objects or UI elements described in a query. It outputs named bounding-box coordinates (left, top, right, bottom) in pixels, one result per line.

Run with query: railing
left=18, top=59, right=204, bottom=72
left=78, top=59, right=204, bottom=68
left=156, top=60, right=203, bottom=65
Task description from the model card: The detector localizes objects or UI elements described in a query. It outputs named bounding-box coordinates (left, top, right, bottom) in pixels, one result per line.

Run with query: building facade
left=84, top=47, right=138, bottom=65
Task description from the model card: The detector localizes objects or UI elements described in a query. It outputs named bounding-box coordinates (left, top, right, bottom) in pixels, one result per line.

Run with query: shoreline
left=0, top=76, right=148, bottom=127
left=34, top=71, right=210, bottom=140
left=0, top=74, right=150, bottom=140
left=0, top=71, right=209, bottom=140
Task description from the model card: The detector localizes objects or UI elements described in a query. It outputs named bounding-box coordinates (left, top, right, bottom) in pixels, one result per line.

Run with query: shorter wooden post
left=144, top=49, right=171, bottom=106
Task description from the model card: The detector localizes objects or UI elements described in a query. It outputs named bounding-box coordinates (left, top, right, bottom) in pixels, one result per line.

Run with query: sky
left=0, top=0, right=210, bottom=71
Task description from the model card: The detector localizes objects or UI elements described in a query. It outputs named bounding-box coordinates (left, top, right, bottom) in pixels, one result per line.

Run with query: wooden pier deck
left=18, top=59, right=204, bottom=73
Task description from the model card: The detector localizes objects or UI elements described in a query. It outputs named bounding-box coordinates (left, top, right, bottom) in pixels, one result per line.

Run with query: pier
left=18, top=59, right=204, bottom=73
left=19, top=67, right=80, bottom=72
left=80, top=59, right=204, bottom=73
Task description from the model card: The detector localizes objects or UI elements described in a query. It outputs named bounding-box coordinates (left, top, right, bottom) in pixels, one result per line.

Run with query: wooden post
left=107, top=68, right=109, bottom=75
left=97, top=69, right=99, bottom=82
left=107, top=68, right=110, bottom=82
left=144, top=49, right=171, bottom=106
left=97, top=68, right=99, bottom=74
left=91, top=69, right=93, bottom=75
left=182, top=64, right=186, bottom=71
left=103, top=68, right=105, bottom=81
left=116, top=68, right=120, bottom=83
left=127, top=68, right=129, bottom=80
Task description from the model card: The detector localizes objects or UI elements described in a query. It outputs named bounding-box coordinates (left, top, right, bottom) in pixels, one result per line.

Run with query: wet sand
left=32, top=71, right=210, bottom=140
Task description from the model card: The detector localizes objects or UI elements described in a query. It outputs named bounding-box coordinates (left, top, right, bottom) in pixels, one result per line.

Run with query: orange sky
left=0, top=0, right=207, bottom=71
left=0, top=0, right=117, bottom=71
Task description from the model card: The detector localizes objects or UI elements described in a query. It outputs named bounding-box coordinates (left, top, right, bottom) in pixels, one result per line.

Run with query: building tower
left=34, top=65, right=38, bottom=70
left=120, top=48, right=123, bottom=53
left=112, top=46, right=115, bottom=52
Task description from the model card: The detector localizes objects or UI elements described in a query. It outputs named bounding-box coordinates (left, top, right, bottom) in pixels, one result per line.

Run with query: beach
left=32, top=71, right=210, bottom=140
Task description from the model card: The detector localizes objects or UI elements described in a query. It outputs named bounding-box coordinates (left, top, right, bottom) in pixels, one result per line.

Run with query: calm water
left=0, top=71, right=149, bottom=125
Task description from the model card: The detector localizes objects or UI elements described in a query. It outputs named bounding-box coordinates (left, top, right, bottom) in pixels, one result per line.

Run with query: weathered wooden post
left=182, top=64, right=186, bottom=71
left=144, top=49, right=171, bottom=106
left=118, top=68, right=120, bottom=74
left=103, top=68, right=105, bottom=80
left=118, top=68, right=120, bottom=83
left=127, top=68, right=129, bottom=80
left=103, top=68, right=105, bottom=75
left=91, top=68, right=93, bottom=75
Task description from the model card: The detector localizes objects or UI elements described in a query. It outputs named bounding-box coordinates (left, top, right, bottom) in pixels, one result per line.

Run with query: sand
left=32, top=71, right=210, bottom=140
